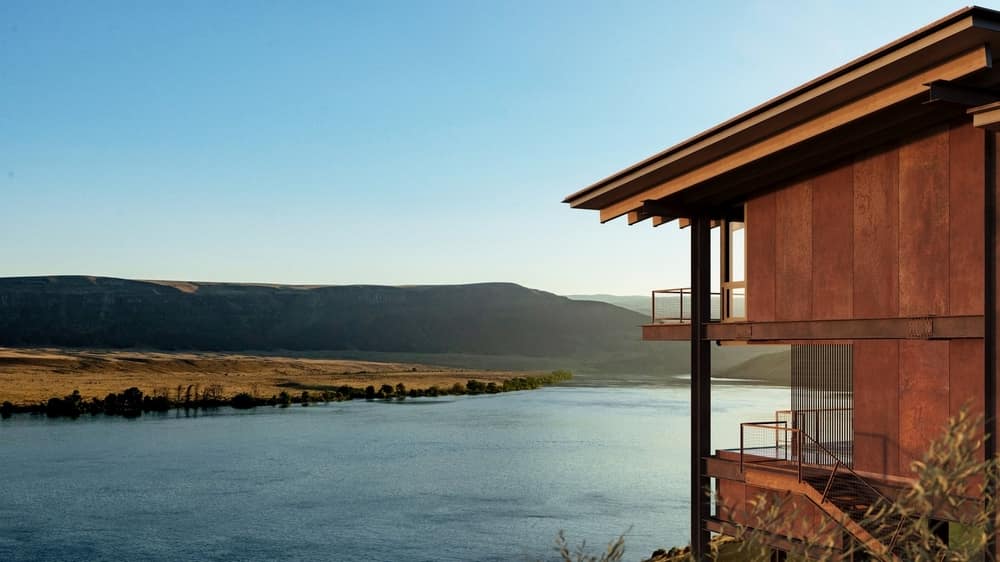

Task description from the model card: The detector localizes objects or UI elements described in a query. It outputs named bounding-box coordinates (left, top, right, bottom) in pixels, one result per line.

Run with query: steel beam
left=927, top=79, right=1000, bottom=106
left=690, top=216, right=712, bottom=560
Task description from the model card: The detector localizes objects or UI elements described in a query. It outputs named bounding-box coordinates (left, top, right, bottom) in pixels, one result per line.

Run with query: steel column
left=690, top=216, right=712, bottom=559
left=986, top=129, right=998, bottom=562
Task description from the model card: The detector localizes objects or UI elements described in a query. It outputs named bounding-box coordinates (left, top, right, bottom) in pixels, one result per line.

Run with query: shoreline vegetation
left=0, top=370, right=573, bottom=420
left=0, top=347, right=557, bottom=404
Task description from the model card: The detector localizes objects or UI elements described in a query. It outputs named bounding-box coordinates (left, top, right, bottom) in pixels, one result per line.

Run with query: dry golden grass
left=0, top=347, right=527, bottom=405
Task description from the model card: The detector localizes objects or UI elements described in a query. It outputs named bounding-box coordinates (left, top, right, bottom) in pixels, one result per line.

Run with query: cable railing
left=650, top=288, right=721, bottom=324
left=738, top=411, right=906, bottom=555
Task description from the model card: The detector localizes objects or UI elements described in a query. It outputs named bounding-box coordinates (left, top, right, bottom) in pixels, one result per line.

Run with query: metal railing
left=650, top=288, right=721, bottom=324
left=738, top=411, right=906, bottom=554
left=776, top=407, right=854, bottom=466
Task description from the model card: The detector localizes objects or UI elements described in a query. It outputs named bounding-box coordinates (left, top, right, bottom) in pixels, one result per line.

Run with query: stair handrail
left=796, top=430, right=907, bottom=554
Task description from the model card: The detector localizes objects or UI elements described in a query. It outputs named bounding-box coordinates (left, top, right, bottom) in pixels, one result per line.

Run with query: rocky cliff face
left=0, top=276, right=652, bottom=358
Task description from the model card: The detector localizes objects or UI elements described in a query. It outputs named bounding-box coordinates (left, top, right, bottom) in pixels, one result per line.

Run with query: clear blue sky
left=0, top=0, right=971, bottom=295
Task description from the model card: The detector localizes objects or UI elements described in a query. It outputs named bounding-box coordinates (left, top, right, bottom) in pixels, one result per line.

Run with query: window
left=721, top=218, right=746, bottom=322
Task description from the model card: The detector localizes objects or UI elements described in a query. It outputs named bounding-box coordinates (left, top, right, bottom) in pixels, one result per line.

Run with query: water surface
left=0, top=383, right=788, bottom=561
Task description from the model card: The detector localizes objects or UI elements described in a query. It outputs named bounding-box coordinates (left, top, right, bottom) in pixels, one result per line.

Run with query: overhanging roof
left=565, top=6, right=1000, bottom=225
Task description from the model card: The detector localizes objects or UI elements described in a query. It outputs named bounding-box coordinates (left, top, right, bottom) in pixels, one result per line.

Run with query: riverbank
left=0, top=347, right=553, bottom=406
left=1, top=370, right=573, bottom=419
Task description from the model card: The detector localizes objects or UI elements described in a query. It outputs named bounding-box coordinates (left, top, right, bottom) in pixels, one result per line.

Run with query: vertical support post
left=720, top=219, right=730, bottom=322
left=985, top=129, right=998, bottom=562
left=690, top=215, right=712, bottom=560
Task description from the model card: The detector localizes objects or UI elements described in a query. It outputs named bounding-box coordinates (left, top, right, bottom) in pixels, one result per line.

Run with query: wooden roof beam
left=597, top=45, right=992, bottom=223
left=970, top=100, right=1000, bottom=129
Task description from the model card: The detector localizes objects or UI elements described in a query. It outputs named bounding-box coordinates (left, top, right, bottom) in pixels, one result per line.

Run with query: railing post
left=775, top=417, right=780, bottom=457
left=650, top=290, right=656, bottom=324
left=797, top=430, right=802, bottom=483
left=739, top=423, right=744, bottom=473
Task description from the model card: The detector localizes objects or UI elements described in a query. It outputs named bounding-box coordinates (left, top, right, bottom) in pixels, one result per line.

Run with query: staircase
left=806, top=467, right=903, bottom=550
left=741, top=422, right=904, bottom=559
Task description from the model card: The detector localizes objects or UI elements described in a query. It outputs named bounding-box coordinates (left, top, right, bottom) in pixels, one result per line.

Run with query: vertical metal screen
left=790, top=344, right=854, bottom=466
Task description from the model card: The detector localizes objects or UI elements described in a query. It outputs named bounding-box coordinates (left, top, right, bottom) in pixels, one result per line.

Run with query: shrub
left=231, top=392, right=256, bottom=409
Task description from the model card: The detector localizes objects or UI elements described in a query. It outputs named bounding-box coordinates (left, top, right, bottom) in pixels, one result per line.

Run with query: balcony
left=642, top=287, right=984, bottom=343
left=649, top=288, right=721, bottom=324
left=645, top=287, right=736, bottom=341
left=709, top=408, right=910, bottom=558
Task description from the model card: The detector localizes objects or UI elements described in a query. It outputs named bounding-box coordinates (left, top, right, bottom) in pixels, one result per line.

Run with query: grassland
left=0, top=347, right=530, bottom=406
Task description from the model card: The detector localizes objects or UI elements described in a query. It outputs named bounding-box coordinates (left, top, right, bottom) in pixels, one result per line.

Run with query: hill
left=567, top=294, right=650, bottom=316
left=0, top=276, right=788, bottom=381
left=0, top=276, right=682, bottom=373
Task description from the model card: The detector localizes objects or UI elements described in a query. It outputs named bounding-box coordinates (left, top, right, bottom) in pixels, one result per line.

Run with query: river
left=0, top=381, right=788, bottom=561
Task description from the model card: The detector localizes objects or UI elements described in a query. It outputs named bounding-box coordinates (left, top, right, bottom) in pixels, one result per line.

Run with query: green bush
left=231, top=392, right=256, bottom=409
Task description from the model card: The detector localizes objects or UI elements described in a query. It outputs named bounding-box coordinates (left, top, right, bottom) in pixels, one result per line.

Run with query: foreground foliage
left=733, top=406, right=998, bottom=561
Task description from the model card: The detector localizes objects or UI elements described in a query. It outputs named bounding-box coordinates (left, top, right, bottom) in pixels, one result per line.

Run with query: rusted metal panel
left=899, top=340, right=951, bottom=476
left=931, top=315, right=985, bottom=338
left=746, top=192, right=777, bottom=322
left=854, top=341, right=900, bottom=477
left=949, top=339, right=985, bottom=459
left=950, top=122, right=986, bottom=315
left=899, top=127, right=950, bottom=317
left=740, top=315, right=982, bottom=342
left=715, top=478, right=747, bottom=525
left=812, top=165, right=854, bottom=320
left=706, top=455, right=745, bottom=482
left=853, top=148, right=899, bottom=318
left=775, top=181, right=813, bottom=321
left=650, top=315, right=985, bottom=343
left=706, top=322, right=752, bottom=340
left=641, top=324, right=690, bottom=341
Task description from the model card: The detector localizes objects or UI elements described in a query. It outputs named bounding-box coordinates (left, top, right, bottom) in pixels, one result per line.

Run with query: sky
left=0, top=0, right=975, bottom=295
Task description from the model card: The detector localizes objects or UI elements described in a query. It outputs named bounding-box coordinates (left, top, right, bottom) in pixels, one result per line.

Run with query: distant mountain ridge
left=0, top=276, right=789, bottom=381
left=0, top=276, right=657, bottom=360
left=567, top=294, right=650, bottom=316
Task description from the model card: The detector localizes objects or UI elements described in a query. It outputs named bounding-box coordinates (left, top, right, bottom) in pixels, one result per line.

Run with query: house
left=564, top=7, right=1000, bottom=560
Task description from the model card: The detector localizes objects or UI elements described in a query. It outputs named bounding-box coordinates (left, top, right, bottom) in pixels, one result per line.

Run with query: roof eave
left=564, top=6, right=1000, bottom=212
